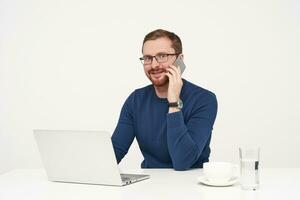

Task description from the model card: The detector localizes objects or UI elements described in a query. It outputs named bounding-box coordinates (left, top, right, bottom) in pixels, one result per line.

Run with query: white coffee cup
left=203, top=162, right=238, bottom=183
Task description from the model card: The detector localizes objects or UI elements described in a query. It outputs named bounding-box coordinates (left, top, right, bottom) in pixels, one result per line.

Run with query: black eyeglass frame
left=139, top=53, right=179, bottom=64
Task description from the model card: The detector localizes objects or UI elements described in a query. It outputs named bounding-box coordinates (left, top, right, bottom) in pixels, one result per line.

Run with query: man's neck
left=154, top=84, right=168, bottom=99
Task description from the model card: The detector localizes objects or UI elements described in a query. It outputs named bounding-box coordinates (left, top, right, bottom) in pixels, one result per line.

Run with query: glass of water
left=239, top=147, right=260, bottom=190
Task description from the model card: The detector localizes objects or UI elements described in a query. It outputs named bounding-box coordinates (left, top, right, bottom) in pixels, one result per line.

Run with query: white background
left=1, top=0, right=299, bottom=175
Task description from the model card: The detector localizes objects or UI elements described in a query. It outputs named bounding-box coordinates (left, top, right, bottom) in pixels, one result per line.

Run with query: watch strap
left=168, top=102, right=179, bottom=107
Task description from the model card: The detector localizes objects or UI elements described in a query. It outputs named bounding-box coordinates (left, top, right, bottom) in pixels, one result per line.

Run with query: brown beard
left=148, top=68, right=169, bottom=87
left=150, top=75, right=169, bottom=87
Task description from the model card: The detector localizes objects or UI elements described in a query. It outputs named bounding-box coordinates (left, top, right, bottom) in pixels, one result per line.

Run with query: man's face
left=142, top=37, right=177, bottom=87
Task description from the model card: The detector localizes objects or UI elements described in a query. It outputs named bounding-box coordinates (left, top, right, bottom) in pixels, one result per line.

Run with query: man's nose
left=151, top=58, right=159, bottom=69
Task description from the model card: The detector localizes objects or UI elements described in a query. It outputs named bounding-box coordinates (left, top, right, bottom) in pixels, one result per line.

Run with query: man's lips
left=149, top=69, right=166, bottom=78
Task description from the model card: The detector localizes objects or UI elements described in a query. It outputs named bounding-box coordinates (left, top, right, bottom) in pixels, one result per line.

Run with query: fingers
left=166, top=65, right=181, bottom=81
left=168, top=65, right=181, bottom=76
left=171, top=64, right=182, bottom=75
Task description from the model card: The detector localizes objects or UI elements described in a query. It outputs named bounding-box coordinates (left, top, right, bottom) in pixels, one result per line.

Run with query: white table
left=0, top=168, right=299, bottom=200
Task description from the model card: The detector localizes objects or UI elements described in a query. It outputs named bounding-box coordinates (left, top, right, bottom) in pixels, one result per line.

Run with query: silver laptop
left=34, top=130, right=150, bottom=186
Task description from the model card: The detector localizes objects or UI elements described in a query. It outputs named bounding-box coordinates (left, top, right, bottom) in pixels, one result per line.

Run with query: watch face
left=178, top=99, right=183, bottom=109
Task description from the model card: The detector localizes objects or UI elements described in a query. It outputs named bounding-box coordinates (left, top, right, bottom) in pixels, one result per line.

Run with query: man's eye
left=144, top=56, right=152, bottom=61
left=157, top=54, right=167, bottom=59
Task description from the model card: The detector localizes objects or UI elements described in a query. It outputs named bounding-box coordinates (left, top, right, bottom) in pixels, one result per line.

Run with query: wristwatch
left=168, top=99, right=183, bottom=110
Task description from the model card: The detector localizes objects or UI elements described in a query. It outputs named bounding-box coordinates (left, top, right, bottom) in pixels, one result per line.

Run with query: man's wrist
left=168, top=107, right=181, bottom=113
left=168, top=99, right=183, bottom=111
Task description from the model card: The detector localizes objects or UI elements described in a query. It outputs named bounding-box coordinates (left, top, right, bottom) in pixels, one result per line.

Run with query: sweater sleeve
left=111, top=93, right=135, bottom=164
left=166, top=91, right=218, bottom=171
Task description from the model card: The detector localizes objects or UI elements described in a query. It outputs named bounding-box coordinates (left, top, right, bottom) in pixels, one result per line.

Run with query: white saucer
left=197, top=176, right=239, bottom=187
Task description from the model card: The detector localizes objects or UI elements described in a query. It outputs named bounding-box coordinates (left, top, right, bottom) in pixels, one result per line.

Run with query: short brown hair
left=142, top=29, right=182, bottom=54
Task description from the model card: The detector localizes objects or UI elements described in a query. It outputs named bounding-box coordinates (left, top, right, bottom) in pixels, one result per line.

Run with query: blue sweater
left=112, top=79, right=218, bottom=171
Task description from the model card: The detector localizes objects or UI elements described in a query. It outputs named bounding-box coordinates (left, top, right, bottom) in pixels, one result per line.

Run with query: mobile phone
left=174, top=56, right=186, bottom=74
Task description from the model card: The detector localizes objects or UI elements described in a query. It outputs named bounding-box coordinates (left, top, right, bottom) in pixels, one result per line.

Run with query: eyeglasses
left=139, top=53, right=178, bottom=65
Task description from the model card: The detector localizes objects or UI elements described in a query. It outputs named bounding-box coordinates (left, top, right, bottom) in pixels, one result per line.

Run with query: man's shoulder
left=127, top=84, right=153, bottom=99
left=183, top=79, right=216, bottom=97
left=135, top=84, right=152, bottom=93
left=182, top=79, right=217, bottom=111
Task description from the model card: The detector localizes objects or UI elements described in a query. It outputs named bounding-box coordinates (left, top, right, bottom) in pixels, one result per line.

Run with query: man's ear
left=180, top=54, right=184, bottom=60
